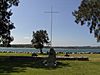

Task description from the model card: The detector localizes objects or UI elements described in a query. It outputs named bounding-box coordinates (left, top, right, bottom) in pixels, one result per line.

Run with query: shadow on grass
left=0, top=56, right=71, bottom=75
left=30, top=60, right=71, bottom=70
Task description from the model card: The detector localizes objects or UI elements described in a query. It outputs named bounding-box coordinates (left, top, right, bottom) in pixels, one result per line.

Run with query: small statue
left=44, top=48, right=56, bottom=67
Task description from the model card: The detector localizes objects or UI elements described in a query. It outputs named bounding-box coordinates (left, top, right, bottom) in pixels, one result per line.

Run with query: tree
left=0, top=0, right=19, bottom=47
left=72, top=0, right=100, bottom=42
left=31, top=30, right=49, bottom=54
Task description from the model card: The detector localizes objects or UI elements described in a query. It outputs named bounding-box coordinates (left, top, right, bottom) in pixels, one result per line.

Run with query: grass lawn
left=0, top=53, right=100, bottom=75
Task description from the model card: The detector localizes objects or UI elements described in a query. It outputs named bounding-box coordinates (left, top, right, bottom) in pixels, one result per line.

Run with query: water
left=0, top=47, right=100, bottom=53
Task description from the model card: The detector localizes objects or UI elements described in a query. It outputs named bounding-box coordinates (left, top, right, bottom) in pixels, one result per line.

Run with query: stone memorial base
left=43, top=48, right=56, bottom=67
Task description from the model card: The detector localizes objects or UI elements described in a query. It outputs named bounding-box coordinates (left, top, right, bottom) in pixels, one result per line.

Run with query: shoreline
left=0, top=44, right=100, bottom=49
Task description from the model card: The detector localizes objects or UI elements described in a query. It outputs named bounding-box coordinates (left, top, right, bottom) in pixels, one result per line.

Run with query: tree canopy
left=0, top=0, right=19, bottom=46
left=31, top=30, right=49, bottom=54
left=72, top=0, right=100, bottom=42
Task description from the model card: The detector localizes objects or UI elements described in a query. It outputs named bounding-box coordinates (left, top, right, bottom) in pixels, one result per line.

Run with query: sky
left=10, top=0, right=100, bottom=46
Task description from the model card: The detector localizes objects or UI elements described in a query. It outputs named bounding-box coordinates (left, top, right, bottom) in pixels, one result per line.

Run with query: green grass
left=0, top=53, right=100, bottom=75
left=0, top=52, right=32, bottom=56
left=0, top=60, right=100, bottom=75
left=0, top=52, right=48, bottom=57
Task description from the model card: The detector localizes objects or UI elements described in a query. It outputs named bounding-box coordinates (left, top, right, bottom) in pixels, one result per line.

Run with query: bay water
left=0, top=47, right=100, bottom=53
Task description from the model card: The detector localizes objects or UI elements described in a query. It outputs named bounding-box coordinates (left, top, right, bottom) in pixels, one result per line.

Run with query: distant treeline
left=53, top=46, right=100, bottom=49
left=0, top=44, right=100, bottom=49
left=11, top=44, right=33, bottom=48
left=0, top=44, right=32, bottom=48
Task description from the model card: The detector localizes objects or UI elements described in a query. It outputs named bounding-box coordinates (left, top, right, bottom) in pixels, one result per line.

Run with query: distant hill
left=11, top=44, right=33, bottom=48
left=0, top=44, right=100, bottom=49
left=0, top=44, right=32, bottom=48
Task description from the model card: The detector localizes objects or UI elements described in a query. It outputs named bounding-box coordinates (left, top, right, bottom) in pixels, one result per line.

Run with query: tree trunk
left=40, top=48, right=43, bottom=54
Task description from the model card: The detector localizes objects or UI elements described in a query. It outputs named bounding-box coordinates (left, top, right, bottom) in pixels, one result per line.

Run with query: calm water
left=0, top=47, right=100, bottom=53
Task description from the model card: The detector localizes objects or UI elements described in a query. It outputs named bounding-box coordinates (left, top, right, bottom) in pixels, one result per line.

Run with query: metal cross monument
left=45, top=7, right=58, bottom=47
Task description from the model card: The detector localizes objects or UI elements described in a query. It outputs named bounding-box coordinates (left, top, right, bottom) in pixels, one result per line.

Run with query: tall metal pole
left=45, top=7, right=58, bottom=47
left=51, top=7, right=53, bottom=47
